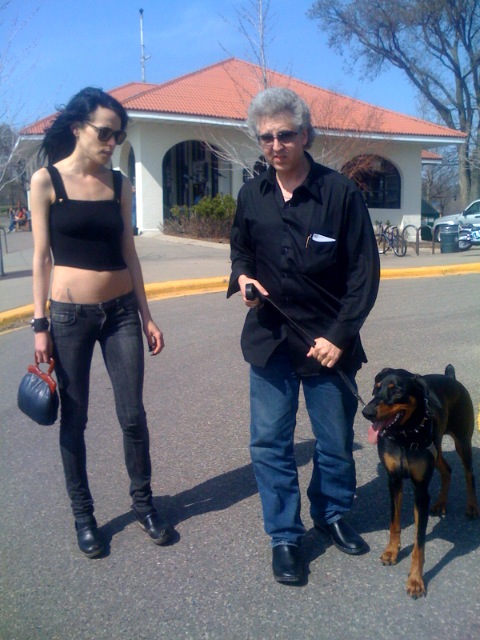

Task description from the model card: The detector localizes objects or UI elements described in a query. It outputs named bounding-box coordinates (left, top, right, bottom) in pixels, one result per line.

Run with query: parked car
left=432, top=199, right=480, bottom=241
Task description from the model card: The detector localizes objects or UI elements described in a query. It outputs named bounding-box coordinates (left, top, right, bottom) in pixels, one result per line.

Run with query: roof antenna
left=139, top=9, right=150, bottom=82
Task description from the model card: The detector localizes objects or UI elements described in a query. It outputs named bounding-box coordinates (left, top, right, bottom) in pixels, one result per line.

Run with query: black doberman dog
left=362, top=365, right=479, bottom=597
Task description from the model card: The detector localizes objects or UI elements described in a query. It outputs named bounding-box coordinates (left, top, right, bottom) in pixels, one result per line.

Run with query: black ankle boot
left=134, top=509, right=174, bottom=546
left=75, top=520, right=105, bottom=558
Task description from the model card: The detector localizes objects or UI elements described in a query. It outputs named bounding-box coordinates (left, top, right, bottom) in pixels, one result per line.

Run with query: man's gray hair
left=247, top=87, right=316, bottom=149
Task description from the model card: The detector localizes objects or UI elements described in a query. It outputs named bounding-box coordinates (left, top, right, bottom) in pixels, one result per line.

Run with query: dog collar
left=381, top=405, right=436, bottom=456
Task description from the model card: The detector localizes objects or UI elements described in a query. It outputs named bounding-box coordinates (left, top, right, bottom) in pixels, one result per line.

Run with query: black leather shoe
left=314, top=518, right=368, bottom=555
left=272, top=544, right=303, bottom=583
left=135, top=510, right=174, bottom=546
left=75, top=520, right=105, bottom=558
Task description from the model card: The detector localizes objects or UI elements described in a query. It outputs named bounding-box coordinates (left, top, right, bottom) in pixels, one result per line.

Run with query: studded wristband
left=31, top=317, right=50, bottom=332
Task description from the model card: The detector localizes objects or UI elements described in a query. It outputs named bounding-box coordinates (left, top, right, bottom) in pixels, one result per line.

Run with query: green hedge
left=164, top=194, right=236, bottom=239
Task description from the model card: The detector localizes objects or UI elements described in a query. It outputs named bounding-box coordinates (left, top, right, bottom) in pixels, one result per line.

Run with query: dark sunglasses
left=85, top=122, right=127, bottom=145
left=258, top=130, right=299, bottom=147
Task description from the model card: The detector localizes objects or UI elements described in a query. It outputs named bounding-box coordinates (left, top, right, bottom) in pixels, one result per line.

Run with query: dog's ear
left=412, top=375, right=442, bottom=414
left=372, top=368, right=392, bottom=396
left=375, top=368, right=394, bottom=383
left=412, top=374, right=429, bottom=396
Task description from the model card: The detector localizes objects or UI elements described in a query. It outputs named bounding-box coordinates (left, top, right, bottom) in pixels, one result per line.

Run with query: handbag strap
left=28, top=358, right=57, bottom=395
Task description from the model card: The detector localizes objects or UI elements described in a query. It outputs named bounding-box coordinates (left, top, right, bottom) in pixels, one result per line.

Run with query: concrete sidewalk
left=1, top=229, right=479, bottom=330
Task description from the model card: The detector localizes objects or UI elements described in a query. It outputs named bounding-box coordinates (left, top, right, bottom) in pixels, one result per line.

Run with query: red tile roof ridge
left=422, top=149, right=443, bottom=159
left=19, top=57, right=465, bottom=140
left=291, top=75, right=462, bottom=135
left=211, top=59, right=454, bottom=128
left=20, top=113, right=57, bottom=135
left=109, top=81, right=159, bottom=100
left=153, top=57, right=241, bottom=91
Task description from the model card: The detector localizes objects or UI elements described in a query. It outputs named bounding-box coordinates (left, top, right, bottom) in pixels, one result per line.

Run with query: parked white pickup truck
left=432, top=199, right=480, bottom=240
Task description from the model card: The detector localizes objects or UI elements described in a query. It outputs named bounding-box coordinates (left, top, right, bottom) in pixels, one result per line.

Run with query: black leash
left=244, top=283, right=366, bottom=407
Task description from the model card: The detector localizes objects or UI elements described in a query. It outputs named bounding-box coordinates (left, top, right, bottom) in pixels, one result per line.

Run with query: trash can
left=440, top=224, right=459, bottom=253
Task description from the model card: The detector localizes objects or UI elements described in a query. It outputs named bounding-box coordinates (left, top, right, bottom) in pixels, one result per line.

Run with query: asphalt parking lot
left=1, top=259, right=479, bottom=639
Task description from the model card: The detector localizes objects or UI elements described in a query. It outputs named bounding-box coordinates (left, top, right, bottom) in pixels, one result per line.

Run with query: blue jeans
left=249, top=351, right=358, bottom=547
left=50, top=291, right=153, bottom=524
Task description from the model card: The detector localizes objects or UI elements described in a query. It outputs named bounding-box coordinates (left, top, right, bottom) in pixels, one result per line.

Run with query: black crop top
left=47, top=165, right=127, bottom=271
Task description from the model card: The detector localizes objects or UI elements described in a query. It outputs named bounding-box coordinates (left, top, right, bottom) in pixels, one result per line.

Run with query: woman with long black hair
left=30, top=87, right=173, bottom=557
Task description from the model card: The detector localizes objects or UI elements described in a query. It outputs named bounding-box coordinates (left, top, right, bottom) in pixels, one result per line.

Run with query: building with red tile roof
left=421, top=150, right=443, bottom=164
left=20, top=58, right=464, bottom=232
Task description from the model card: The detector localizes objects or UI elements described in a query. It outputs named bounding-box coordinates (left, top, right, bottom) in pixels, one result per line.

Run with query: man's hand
left=307, top=337, right=343, bottom=369
left=238, top=275, right=269, bottom=308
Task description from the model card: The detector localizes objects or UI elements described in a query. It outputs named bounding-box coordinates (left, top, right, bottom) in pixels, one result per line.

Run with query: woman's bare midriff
left=51, top=266, right=134, bottom=304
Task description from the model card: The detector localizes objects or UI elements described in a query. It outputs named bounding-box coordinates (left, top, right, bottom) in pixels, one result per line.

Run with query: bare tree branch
left=220, top=0, right=275, bottom=89
left=0, top=1, right=40, bottom=204
left=308, top=0, right=480, bottom=203
left=422, top=147, right=460, bottom=215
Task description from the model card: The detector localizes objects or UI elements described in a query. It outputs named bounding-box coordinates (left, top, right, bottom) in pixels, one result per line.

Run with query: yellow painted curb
left=0, top=304, right=34, bottom=332
left=381, top=262, right=480, bottom=279
left=1, top=266, right=479, bottom=333
left=144, top=276, right=229, bottom=300
left=0, top=278, right=230, bottom=333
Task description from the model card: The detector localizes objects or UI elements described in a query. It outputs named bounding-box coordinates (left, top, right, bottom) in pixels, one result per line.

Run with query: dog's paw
left=465, top=502, right=480, bottom=519
left=380, top=548, right=399, bottom=565
left=430, top=501, right=447, bottom=517
left=406, top=574, right=426, bottom=598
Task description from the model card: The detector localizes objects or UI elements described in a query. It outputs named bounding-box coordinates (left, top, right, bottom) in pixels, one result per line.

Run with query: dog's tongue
left=368, top=424, right=378, bottom=445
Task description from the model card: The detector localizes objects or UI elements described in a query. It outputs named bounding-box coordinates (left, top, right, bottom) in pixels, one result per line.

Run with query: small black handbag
left=18, top=358, right=59, bottom=426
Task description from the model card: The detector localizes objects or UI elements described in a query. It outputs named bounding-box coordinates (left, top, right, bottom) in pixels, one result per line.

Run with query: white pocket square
left=311, top=233, right=335, bottom=243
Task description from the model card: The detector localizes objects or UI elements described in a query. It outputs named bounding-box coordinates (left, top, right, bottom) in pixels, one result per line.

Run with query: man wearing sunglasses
left=228, top=87, right=380, bottom=584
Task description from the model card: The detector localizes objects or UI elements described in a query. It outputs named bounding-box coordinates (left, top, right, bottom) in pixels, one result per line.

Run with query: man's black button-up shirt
left=228, top=154, right=380, bottom=375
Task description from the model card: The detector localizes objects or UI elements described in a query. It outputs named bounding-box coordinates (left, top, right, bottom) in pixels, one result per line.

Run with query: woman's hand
left=307, top=337, right=343, bottom=369
left=144, top=319, right=164, bottom=356
left=238, top=275, right=269, bottom=308
left=34, top=331, right=53, bottom=365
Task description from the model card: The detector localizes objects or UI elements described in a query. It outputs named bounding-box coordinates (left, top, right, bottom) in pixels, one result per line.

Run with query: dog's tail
left=445, top=364, right=456, bottom=379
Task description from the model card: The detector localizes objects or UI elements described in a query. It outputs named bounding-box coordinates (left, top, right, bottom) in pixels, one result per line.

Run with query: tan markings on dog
left=375, top=402, right=404, bottom=418
left=400, top=396, right=417, bottom=423
left=430, top=452, right=451, bottom=515
left=409, top=458, right=430, bottom=482
left=374, top=399, right=417, bottom=425
left=383, top=452, right=401, bottom=474
left=407, top=543, right=426, bottom=597
left=407, top=503, right=426, bottom=597
left=381, top=488, right=403, bottom=566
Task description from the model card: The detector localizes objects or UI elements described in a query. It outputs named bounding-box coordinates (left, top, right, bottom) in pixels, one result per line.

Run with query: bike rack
left=402, top=224, right=436, bottom=255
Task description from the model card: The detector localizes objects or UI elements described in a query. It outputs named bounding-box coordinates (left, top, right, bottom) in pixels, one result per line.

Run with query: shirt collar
left=259, top=152, right=327, bottom=200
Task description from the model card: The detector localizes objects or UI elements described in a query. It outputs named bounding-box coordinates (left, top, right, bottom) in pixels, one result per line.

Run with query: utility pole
left=139, top=8, right=150, bottom=82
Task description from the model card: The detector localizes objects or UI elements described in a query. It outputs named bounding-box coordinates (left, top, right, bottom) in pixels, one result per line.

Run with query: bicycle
left=374, top=225, right=407, bottom=256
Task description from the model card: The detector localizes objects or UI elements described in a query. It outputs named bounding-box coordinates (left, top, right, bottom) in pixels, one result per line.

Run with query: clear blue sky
left=1, top=0, right=419, bottom=128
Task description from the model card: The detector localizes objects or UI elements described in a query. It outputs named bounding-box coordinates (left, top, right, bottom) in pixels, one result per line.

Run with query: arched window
left=162, top=141, right=229, bottom=216
left=342, top=155, right=401, bottom=209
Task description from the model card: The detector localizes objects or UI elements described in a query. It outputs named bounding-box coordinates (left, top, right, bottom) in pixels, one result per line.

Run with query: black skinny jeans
left=50, top=291, right=153, bottom=524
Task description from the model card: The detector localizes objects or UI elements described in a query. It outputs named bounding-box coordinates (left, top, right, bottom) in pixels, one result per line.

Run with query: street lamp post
left=139, top=9, right=150, bottom=82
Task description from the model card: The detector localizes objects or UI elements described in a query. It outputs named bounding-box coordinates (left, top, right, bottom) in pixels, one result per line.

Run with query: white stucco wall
left=111, top=117, right=427, bottom=233
left=118, top=120, right=261, bottom=230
